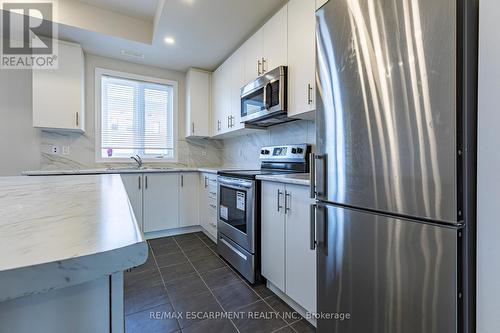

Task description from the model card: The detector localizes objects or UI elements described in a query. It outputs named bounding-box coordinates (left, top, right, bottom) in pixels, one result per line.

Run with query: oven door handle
left=218, top=179, right=254, bottom=190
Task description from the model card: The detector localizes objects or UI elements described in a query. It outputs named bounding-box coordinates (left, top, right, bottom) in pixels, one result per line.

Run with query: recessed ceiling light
left=164, top=37, right=175, bottom=45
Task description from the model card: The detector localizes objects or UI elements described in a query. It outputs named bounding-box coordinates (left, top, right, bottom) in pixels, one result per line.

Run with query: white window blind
left=100, top=75, right=174, bottom=159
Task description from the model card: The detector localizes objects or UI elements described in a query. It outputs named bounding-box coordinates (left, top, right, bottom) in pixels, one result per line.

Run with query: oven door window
left=219, top=185, right=247, bottom=234
left=241, top=88, right=265, bottom=118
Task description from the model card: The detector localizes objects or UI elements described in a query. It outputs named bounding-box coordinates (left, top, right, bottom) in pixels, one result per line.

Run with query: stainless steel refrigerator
left=312, top=0, right=477, bottom=332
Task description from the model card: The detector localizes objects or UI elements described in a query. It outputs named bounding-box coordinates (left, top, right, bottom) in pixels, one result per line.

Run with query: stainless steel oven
left=216, top=144, right=311, bottom=284
left=240, top=66, right=289, bottom=127
left=217, top=176, right=256, bottom=253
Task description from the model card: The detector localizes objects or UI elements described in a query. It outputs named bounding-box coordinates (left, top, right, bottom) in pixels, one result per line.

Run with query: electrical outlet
left=50, top=145, right=60, bottom=155
left=62, top=146, right=70, bottom=155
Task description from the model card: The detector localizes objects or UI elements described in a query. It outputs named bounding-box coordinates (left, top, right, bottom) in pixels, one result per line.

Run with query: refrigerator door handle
left=310, top=204, right=316, bottom=250
left=310, top=153, right=316, bottom=198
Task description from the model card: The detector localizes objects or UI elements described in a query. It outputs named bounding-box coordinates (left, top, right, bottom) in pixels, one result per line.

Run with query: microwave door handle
left=263, top=82, right=270, bottom=110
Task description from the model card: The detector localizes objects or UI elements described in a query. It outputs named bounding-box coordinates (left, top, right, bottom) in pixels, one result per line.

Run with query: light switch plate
left=62, top=146, right=70, bottom=155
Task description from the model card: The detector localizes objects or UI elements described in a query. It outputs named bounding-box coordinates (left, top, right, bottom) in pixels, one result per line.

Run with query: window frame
left=94, top=67, right=178, bottom=163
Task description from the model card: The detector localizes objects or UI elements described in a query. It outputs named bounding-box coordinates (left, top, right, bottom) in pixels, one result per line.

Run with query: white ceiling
left=55, top=0, right=288, bottom=71
left=77, top=0, right=159, bottom=22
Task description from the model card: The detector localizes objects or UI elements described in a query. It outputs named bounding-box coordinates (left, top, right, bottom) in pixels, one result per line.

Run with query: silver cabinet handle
left=310, top=153, right=316, bottom=198
left=210, top=191, right=217, bottom=196
left=257, top=60, right=262, bottom=75
left=145, top=176, right=148, bottom=189
left=138, top=176, right=141, bottom=190
left=227, top=116, right=230, bottom=128
left=307, top=83, right=313, bottom=105
left=310, top=204, right=316, bottom=250
left=261, top=57, right=266, bottom=73
left=217, top=120, right=221, bottom=131
left=277, top=189, right=283, bottom=212
left=192, top=122, right=195, bottom=134
left=181, top=174, right=184, bottom=187
left=285, top=191, right=291, bottom=213
left=204, top=176, right=208, bottom=188
left=209, top=204, right=217, bottom=209
left=76, top=112, right=79, bottom=127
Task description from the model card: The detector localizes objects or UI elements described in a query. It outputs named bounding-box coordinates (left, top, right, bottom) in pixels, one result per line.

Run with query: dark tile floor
left=124, top=231, right=316, bottom=333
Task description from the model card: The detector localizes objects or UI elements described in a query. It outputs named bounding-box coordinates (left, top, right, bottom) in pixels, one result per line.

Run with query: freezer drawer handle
left=310, top=204, right=316, bottom=250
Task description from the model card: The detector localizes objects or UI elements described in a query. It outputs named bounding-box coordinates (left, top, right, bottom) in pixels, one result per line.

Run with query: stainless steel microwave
left=240, top=66, right=291, bottom=127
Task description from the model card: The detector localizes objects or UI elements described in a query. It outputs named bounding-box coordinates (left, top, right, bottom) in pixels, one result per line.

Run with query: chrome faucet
left=130, top=155, right=143, bottom=168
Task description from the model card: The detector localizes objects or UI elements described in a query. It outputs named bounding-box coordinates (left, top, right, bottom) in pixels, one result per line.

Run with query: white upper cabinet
left=230, top=47, right=246, bottom=130
left=288, top=0, right=316, bottom=119
left=243, top=4, right=288, bottom=83
left=211, top=61, right=231, bottom=135
left=243, top=30, right=264, bottom=84
left=185, top=69, right=211, bottom=138
left=32, top=40, right=85, bottom=132
left=262, top=5, right=288, bottom=73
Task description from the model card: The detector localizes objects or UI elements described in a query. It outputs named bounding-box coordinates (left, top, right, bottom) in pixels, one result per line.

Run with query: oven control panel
left=259, top=144, right=310, bottom=161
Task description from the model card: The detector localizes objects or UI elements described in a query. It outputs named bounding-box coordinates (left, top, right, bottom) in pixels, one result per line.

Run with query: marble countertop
left=256, top=173, right=311, bottom=186
left=0, top=174, right=147, bottom=301
left=23, top=167, right=241, bottom=176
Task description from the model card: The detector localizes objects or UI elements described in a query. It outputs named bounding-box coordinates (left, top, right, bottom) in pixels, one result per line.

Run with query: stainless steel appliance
left=240, top=66, right=293, bottom=127
left=217, top=144, right=311, bottom=283
left=312, top=0, right=477, bottom=332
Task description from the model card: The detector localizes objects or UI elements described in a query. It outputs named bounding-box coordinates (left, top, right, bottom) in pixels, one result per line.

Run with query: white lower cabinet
left=284, top=184, right=316, bottom=313
left=120, top=174, right=144, bottom=231
left=179, top=173, right=199, bottom=227
left=199, top=173, right=218, bottom=239
left=143, top=173, right=179, bottom=233
left=121, top=172, right=206, bottom=235
left=261, top=181, right=316, bottom=314
left=261, top=182, right=286, bottom=291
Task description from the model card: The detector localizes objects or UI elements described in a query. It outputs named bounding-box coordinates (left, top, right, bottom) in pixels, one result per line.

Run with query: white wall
left=477, top=1, right=500, bottom=332
left=0, top=68, right=41, bottom=176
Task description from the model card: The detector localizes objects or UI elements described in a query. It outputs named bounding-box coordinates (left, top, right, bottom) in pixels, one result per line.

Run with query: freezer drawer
left=315, top=203, right=458, bottom=333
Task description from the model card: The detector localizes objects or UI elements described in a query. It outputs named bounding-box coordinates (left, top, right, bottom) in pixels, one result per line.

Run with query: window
left=95, top=68, right=177, bottom=162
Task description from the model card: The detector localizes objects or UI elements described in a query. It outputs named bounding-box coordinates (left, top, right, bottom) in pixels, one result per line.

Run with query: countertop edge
left=256, top=174, right=310, bottom=186
left=0, top=241, right=148, bottom=302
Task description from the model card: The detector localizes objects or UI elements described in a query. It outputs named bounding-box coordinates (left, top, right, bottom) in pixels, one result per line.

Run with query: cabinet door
left=33, top=41, right=84, bottom=131
left=262, top=5, right=288, bottom=73
left=261, top=181, right=286, bottom=291
left=211, top=62, right=231, bottom=135
left=186, top=69, right=210, bottom=137
left=285, top=184, right=316, bottom=313
left=120, top=174, right=143, bottom=231
left=143, top=173, right=179, bottom=232
left=244, top=30, right=264, bottom=83
left=199, top=173, right=210, bottom=231
left=230, top=47, right=246, bottom=130
left=179, top=173, right=199, bottom=227
left=288, top=0, right=316, bottom=118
